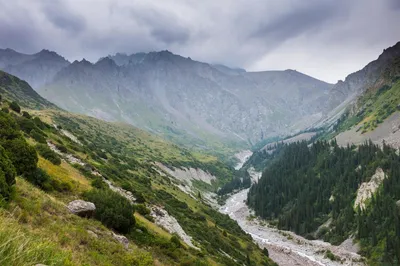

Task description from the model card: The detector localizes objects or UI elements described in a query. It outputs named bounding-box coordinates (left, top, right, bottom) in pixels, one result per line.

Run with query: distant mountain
left=38, top=50, right=331, bottom=143
left=0, top=48, right=69, bottom=89
left=319, top=42, right=400, bottom=126
left=0, top=70, right=57, bottom=109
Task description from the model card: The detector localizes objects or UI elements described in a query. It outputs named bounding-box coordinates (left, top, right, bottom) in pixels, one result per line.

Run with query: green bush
left=22, top=111, right=31, bottom=119
left=30, top=129, right=47, bottom=144
left=0, top=145, right=16, bottom=201
left=25, top=168, right=52, bottom=191
left=135, top=204, right=150, bottom=216
left=16, top=117, right=36, bottom=134
left=1, top=107, right=8, bottom=113
left=84, top=189, right=135, bottom=234
left=2, top=138, right=37, bottom=177
left=55, top=143, right=68, bottom=153
left=9, top=101, right=20, bottom=113
left=36, top=144, right=61, bottom=165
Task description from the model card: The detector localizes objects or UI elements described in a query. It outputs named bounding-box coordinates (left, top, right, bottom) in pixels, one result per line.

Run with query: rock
left=396, top=200, right=400, bottom=209
left=67, top=200, right=96, bottom=217
left=112, top=232, right=129, bottom=249
left=87, top=230, right=98, bottom=238
left=35, top=264, right=48, bottom=266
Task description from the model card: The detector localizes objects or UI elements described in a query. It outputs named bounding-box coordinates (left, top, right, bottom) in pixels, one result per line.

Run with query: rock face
left=354, top=168, right=386, bottom=210
left=155, top=162, right=216, bottom=187
left=67, top=200, right=96, bottom=217
left=150, top=205, right=199, bottom=250
left=102, top=178, right=136, bottom=204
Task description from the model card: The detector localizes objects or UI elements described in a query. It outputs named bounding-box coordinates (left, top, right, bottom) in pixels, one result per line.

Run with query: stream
left=219, top=152, right=365, bottom=266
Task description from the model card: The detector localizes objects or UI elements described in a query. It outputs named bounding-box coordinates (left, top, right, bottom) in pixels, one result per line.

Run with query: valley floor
left=219, top=174, right=365, bottom=266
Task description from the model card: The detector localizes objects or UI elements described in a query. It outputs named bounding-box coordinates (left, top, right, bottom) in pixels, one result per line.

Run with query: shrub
left=135, top=204, right=150, bottom=216
left=9, top=101, right=20, bottom=113
left=2, top=138, right=38, bottom=177
left=25, top=168, right=52, bottom=191
left=22, top=111, right=31, bottom=119
left=35, top=144, right=61, bottom=165
left=91, top=177, right=107, bottom=189
left=0, top=145, right=16, bottom=201
left=84, top=189, right=135, bottom=234
left=1, top=108, right=8, bottom=113
left=30, top=129, right=47, bottom=144
left=16, top=117, right=36, bottom=134
left=170, top=235, right=182, bottom=248
left=55, top=143, right=68, bottom=153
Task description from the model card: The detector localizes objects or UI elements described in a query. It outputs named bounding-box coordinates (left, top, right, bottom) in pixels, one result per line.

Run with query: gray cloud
left=0, top=0, right=399, bottom=82
left=129, top=7, right=190, bottom=45
left=41, top=0, right=86, bottom=34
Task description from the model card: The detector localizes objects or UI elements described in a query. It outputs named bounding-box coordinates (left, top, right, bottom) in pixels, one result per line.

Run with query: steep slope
left=319, top=41, right=400, bottom=126
left=0, top=70, right=57, bottom=109
left=39, top=51, right=331, bottom=143
left=0, top=48, right=70, bottom=89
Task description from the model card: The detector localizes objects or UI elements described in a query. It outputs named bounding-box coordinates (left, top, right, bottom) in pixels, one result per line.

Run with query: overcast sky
left=0, top=0, right=399, bottom=83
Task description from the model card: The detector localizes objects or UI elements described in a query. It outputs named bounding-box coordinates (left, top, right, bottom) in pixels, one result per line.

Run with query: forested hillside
left=248, top=140, right=400, bottom=265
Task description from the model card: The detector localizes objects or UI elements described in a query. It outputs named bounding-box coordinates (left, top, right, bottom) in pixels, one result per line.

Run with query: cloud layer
left=0, top=0, right=399, bottom=82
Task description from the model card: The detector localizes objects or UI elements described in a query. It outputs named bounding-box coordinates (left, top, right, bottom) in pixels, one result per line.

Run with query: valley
left=0, top=16, right=399, bottom=265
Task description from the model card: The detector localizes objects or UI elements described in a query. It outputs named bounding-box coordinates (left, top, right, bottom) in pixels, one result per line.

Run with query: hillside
left=0, top=71, right=276, bottom=266
left=0, top=70, right=57, bottom=109
left=247, top=140, right=400, bottom=265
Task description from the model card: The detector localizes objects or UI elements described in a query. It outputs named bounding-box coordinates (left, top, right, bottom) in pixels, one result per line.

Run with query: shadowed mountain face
left=0, top=48, right=70, bottom=89
left=0, top=70, right=57, bottom=109
left=36, top=51, right=332, bottom=143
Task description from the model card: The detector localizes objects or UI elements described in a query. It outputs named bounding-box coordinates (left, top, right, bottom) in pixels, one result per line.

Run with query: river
left=219, top=153, right=365, bottom=266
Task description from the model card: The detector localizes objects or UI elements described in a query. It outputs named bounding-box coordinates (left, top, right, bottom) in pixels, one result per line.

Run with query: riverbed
left=220, top=153, right=365, bottom=266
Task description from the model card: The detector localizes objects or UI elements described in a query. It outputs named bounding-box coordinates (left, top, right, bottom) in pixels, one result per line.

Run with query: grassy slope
left=0, top=107, right=275, bottom=264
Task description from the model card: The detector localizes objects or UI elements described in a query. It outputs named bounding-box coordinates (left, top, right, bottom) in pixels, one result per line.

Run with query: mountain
left=0, top=70, right=57, bottom=109
left=0, top=48, right=69, bottom=89
left=318, top=42, right=400, bottom=126
left=38, top=50, right=332, bottom=144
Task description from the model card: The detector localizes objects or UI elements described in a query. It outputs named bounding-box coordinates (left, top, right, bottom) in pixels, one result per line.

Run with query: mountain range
left=0, top=42, right=399, bottom=147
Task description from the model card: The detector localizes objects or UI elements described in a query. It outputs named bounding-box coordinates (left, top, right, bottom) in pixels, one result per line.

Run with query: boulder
left=112, top=232, right=129, bottom=249
left=67, top=200, right=96, bottom=217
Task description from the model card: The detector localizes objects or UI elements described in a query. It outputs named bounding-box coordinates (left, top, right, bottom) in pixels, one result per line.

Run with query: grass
left=7, top=178, right=153, bottom=266
left=38, top=157, right=91, bottom=193
left=0, top=212, right=72, bottom=266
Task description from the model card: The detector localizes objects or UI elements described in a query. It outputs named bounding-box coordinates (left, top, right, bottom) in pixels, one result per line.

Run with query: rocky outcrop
left=67, top=200, right=96, bottom=217
left=47, top=141, right=85, bottom=166
left=102, top=178, right=136, bottom=204
left=112, top=232, right=129, bottom=249
left=354, top=168, right=386, bottom=210
left=150, top=205, right=199, bottom=250
left=155, top=162, right=216, bottom=187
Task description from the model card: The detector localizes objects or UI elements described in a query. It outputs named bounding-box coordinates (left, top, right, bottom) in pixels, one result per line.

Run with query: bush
left=22, top=111, right=31, bottom=119
left=84, top=189, right=135, bottom=234
left=9, top=101, right=20, bottom=113
left=0, top=145, right=16, bottom=201
left=2, top=138, right=38, bottom=177
left=1, top=107, right=8, bottom=113
left=55, top=143, right=68, bottom=153
left=30, top=129, right=47, bottom=144
left=135, top=204, right=150, bottom=216
left=91, top=177, right=107, bottom=189
left=16, top=117, right=36, bottom=134
left=25, top=168, right=52, bottom=191
left=36, top=144, right=61, bottom=165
